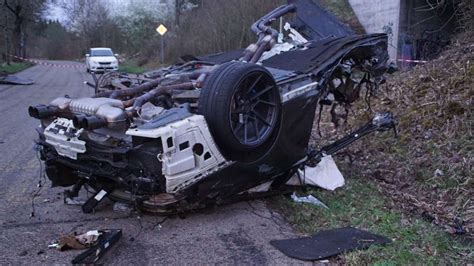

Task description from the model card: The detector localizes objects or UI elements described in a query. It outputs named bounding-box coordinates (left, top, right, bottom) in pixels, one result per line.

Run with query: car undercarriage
left=29, top=0, right=397, bottom=214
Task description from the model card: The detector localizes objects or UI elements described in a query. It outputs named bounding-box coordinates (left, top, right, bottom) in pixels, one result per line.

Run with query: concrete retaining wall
left=348, top=0, right=401, bottom=61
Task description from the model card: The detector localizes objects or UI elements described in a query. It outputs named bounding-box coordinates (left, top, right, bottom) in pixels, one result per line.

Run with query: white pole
left=160, top=35, right=164, bottom=67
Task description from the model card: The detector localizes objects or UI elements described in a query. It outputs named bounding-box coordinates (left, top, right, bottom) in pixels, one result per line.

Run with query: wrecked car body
left=29, top=0, right=396, bottom=214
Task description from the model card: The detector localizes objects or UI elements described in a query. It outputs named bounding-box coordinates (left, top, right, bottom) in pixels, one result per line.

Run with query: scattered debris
left=291, top=192, right=329, bottom=209
left=82, top=189, right=110, bottom=213
left=434, top=169, right=444, bottom=177
left=270, top=227, right=391, bottom=261
left=64, top=197, right=85, bottom=206
left=56, top=230, right=101, bottom=251
left=0, top=74, right=34, bottom=85
left=50, top=229, right=122, bottom=264
left=75, top=230, right=101, bottom=247
left=113, top=202, right=133, bottom=213
left=48, top=242, right=60, bottom=249
left=71, top=229, right=122, bottom=264
left=286, top=155, right=345, bottom=190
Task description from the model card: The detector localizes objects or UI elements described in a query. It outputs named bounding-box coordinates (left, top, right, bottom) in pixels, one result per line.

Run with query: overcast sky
left=44, top=2, right=67, bottom=23
left=45, top=0, right=174, bottom=24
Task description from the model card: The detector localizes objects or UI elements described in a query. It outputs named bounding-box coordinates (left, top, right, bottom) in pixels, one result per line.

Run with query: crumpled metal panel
left=288, top=0, right=354, bottom=40
left=0, top=75, right=34, bottom=85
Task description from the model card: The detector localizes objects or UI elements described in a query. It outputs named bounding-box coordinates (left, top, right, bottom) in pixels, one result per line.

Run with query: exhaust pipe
left=82, top=116, right=107, bottom=130
left=28, top=105, right=59, bottom=119
left=72, top=115, right=87, bottom=129
left=72, top=115, right=107, bottom=130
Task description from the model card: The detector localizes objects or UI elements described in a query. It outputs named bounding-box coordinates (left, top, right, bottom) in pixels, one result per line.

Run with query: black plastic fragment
left=288, top=0, right=354, bottom=40
left=82, top=189, right=109, bottom=213
left=270, top=227, right=391, bottom=261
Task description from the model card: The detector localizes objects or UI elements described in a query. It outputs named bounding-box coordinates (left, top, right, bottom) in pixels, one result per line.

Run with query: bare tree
left=59, top=0, right=120, bottom=50
left=2, top=0, right=47, bottom=58
left=0, top=1, right=12, bottom=63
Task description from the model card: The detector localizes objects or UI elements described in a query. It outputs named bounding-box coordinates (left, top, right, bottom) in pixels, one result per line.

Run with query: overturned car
left=29, top=0, right=396, bottom=214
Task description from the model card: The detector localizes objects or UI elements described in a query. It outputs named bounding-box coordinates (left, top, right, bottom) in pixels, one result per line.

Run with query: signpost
left=156, top=24, right=168, bottom=67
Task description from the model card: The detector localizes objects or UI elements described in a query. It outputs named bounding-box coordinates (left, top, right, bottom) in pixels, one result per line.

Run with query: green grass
left=119, top=63, right=148, bottom=74
left=0, top=62, right=33, bottom=74
left=270, top=177, right=473, bottom=264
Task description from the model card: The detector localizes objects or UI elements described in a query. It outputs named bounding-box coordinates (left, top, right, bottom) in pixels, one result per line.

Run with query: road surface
left=0, top=61, right=304, bottom=264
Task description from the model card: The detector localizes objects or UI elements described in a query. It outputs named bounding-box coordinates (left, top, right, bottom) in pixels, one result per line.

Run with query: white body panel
left=127, top=115, right=229, bottom=193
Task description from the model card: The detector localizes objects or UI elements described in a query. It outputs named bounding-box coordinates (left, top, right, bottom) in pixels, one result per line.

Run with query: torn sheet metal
left=0, top=75, right=34, bottom=85
left=247, top=181, right=274, bottom=193
left=288, top=0, right=354, bottom=40
left=291, top=192, right=329, bottom=209
left=270, top=227, right=391, bottom=261
left=287, top=155, right=345, bottom=190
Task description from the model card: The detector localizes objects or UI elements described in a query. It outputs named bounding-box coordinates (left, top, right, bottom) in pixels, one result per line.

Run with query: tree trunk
left=11, top=23, right=20, bottom=57
left=21, top=30, right=26, bottom=58
left=3, top=13, right=11, bottom=64
left=175, top=0, right=181, bottom=27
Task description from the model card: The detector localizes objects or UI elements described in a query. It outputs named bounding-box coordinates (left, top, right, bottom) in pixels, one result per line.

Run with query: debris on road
left=48, top=242, right=60, bottom=249
left=55, top=230, right=102, bottom=251
left=71, top=229, right=122, bottom=264
left=50, top=229, right=122, bottom=264
left=0, top=74, right=34, bottom=85
left=113, top=202, right=133, bottom=213
left=270, top=227, right=391, bottom=261
left=290, top=192, right=329, bottom=209
left=64, top=197, right=85, bottom=206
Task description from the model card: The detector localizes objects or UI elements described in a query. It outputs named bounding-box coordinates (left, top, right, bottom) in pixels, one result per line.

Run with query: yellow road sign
left=156, top=24, right=168, bottom=36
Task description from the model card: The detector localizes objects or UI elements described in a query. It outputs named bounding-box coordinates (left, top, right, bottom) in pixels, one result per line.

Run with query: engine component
left=44, top=118, right=86, bottom=160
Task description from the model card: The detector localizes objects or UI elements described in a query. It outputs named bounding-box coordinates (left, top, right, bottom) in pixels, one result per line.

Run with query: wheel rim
left=229, top=71, right=279, bottom=147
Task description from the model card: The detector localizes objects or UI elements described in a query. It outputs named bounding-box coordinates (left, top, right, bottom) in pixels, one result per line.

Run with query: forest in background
left=0, top=0, right=361, bottom=66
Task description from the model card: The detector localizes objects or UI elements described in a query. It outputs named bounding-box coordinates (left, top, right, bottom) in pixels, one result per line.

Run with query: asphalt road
left=0, top=62, right=304, bottom=264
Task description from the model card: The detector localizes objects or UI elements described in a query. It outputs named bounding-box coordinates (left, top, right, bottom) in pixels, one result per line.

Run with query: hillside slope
left=331, top=31, right=473, bottom=237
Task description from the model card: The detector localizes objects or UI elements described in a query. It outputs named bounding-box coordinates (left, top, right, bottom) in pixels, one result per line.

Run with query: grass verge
left=0, top=62, right=33, bottom=74
left=119, top=62, right=148, bottom=74
left=269, top=175, right=473, bottom=264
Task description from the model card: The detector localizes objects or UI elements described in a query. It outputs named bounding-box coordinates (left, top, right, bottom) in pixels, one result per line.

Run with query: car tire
left=199, top=62, right=281, bottom=162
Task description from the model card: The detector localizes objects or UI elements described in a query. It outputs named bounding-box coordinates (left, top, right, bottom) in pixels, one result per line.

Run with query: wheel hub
left=230, top=72, right=279, bottom=146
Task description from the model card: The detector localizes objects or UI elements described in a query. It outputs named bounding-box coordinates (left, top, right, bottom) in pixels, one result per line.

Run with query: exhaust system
left=28, top=105, right=59, bottom=119
left=72, top=115, right=107, bottom=130
left=243, top=4, right=296, bottom=63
